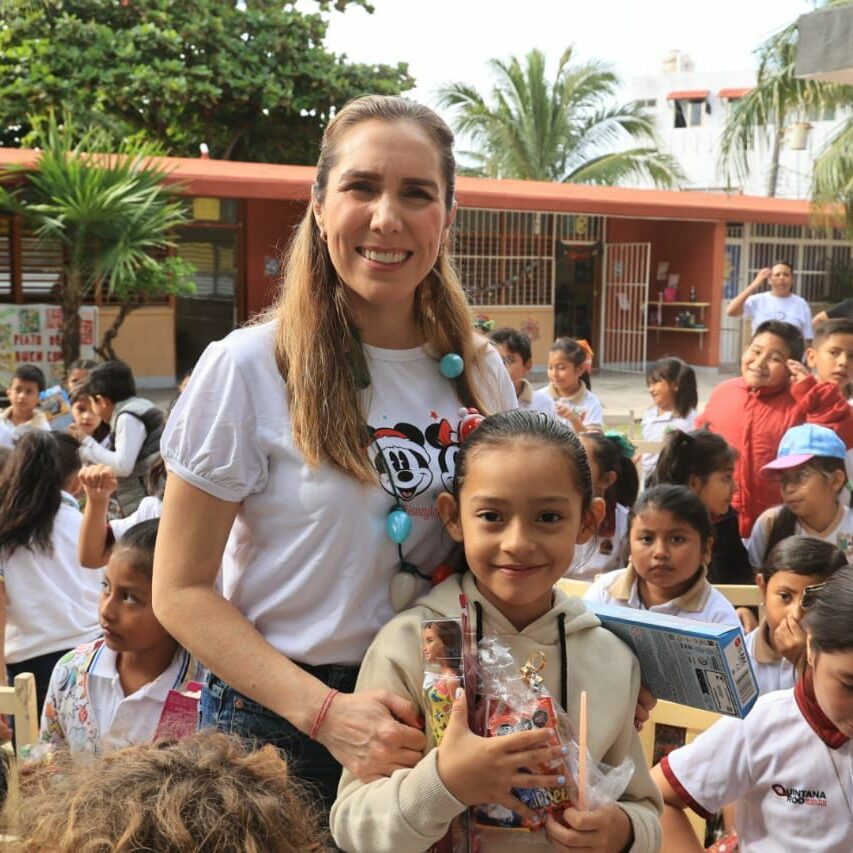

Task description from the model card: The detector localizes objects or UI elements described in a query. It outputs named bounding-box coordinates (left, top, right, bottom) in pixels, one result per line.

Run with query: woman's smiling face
left=312, top=119, right=454, bottom=322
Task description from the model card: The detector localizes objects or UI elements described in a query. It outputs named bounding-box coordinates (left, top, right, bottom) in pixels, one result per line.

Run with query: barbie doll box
left=586, top=603, right=758, bottom=717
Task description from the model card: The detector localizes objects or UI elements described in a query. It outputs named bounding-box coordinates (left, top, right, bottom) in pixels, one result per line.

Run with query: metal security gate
left=599, top=243, right=651, bottom=373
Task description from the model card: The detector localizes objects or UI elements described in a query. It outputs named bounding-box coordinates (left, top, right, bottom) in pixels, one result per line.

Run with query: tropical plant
left=719, top=8, right=853, bottom=197
left=0, top=114, right=194, bottom=371
left=813, top=118, right=853, bottom=231
left=437, top=47, right=684, bottom=187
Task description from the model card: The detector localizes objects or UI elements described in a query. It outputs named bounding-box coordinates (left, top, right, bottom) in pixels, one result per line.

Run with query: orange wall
left=244, top=198, right=307, bottom=317
left=99, top=304, right=176, bottom=385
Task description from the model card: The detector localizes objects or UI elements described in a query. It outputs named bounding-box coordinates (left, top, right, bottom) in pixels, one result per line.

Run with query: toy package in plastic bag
left=422, top=618, right=464, bottom=747
left=458, top=595, right=635, bottom=850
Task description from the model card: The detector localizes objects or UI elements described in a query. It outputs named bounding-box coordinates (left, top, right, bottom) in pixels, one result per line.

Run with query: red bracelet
left=309, top=688, right=339, bottom=740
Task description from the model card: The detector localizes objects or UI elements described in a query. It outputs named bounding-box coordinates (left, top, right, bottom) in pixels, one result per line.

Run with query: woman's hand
left=316, top=689, right=427, bottom=782
left=633, top=684, right=657, bottom=732
left=751, top=267, right=772, bottom=289
left=437, top=691, right=568, bottom=824
left=545, top=804, right=633, bottom=851
left=78, top=465, right=118, bottom=501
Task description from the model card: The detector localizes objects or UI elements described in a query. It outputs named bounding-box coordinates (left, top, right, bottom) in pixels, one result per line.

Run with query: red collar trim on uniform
left=795, top=669, right=849, bottom=749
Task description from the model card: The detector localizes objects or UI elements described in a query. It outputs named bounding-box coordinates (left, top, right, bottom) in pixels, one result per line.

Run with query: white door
left=598, top=242, right=651, bottom=373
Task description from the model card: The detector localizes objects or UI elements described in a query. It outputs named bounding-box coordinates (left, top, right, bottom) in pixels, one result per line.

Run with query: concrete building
left=625, top=50, right=848, bottom=198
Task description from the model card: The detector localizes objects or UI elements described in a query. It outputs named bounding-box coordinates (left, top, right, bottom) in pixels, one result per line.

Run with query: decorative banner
left=0, top=305, right=99, bottom=388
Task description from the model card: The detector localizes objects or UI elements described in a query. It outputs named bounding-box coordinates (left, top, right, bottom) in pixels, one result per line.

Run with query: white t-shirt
left=744, top=621, right=797, bottom=695
left=516, top=379, right=557, bottom=418
left=584, top=565, right=741, bottom=626
left=566, top=504, right=629, bottom=580
left=639, top=406, right=698, bottom=483
left=87, top=643, right=191, bottom=748
left=161, top=322, right=517, bottom=666
left=747, top=503, right=853, bottom=569
left=661, top=681, right=853, bottom=852
left=0, top=494, right=101, bottom=663
left=743, top=291, right=814, bottom=338
left=108, top=496, right=163, bottom=541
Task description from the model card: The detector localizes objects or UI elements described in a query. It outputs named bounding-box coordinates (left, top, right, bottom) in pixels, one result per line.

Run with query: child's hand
left=545, top=804, right=633, bottom=851
left=633, top=684, right=657, bottom=732
left=79, top=465, right=118, bottom=502
left=787, top=359, right=811, bottom=385
left=0, top=715, right=12, bottom=743
left=67, top=423, right=91, bottom=441
left=737, top=607, right=758, bottom=634
left=437, top=691, right=568, bottom=824
left=772, top=613, right=807, bottom=665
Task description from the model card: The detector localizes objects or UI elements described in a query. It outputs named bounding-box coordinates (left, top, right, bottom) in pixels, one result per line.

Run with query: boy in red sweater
left=697, top=320, right=853, bottom=537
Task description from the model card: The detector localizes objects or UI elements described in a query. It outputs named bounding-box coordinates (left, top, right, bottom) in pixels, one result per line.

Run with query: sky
left=316, top=0, right=819, bottom=109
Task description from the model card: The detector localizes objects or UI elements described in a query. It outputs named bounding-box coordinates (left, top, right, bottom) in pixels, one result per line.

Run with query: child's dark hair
left=761, top=536, right=847, bottom=583
left=452, top=409, right=593, bottom=515
left=651, top=429, right=737, bottom=489
left=630, top=484, right=714, bottom=546
left=0, top=431, right=80, bottom=558
left=752, top=320, right=804, bottom=363
left=804, top=564, right=853, bottom=654
left=549, top=337, right=591, bottom=390
left=645, top=357, right=698, bottom=418
left=763, top=457, right=849, bottom=559
left=813, top=317, right=853, bottom=347
left=490, top=327, right=532, bottom=363
left=11, top=364, right=46, bottom=393
left=81, top=360, right=136, bottom=403
left=70, top=358, right=99, bottom=372
left=115, top=518, right=159, bottom=580
left=581, top=432, right=638, bottom=536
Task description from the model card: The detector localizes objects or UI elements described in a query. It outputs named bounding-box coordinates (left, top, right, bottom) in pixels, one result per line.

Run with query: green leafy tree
left=437, top=47, right=684, bottom=187
left=0, top=0, right=412, bottom=163
left=0, top=115, right=194, bottom=372
left=813, top=119, right=853, bottom=231
left=720, top=11, right=853, bottom=197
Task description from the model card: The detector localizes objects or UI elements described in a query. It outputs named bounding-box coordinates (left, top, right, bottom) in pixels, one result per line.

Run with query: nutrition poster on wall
left=0, top=305, right=99, bottom=387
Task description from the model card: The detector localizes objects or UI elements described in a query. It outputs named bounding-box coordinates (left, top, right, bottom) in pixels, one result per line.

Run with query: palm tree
left=0, top=114, right=193, bottom=371
left=437, top=47, right=684, bottom=187
left=812, top=117, right=853, bottom=231
left=719, top=20, right=853, bottom=197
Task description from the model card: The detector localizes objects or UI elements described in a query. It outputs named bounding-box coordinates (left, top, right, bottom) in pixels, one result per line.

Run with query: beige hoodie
left=330, top=573, right=662, bottom=852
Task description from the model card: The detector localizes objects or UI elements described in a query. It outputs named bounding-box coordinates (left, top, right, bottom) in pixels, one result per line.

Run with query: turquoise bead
left=439, top=353, right=464, bottom=379
left=386, top=509, right=412, bottom=544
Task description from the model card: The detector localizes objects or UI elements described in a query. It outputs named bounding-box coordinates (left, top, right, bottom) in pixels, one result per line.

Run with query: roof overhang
left=718, top=87, right=752, bottom=99
left=666, top=89, right=710, bottom=100
left=796, top=5, right=853, bottom=84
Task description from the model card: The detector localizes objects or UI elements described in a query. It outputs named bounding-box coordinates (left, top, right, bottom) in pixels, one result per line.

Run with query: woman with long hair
left=153, top=95, right=515, bottom=812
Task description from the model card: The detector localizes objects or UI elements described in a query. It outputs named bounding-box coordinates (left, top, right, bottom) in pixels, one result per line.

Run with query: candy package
left=459, top=595, right=635, bottom=849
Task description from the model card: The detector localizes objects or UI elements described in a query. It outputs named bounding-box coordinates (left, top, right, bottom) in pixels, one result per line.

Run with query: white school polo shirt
left=584, top=565, right=741, bottom=627
left=109, top=496, right=163, bottom=541
left=744, top=619, right=799, bottom=695
left=516, top=379, right=557, bottom=418
left=639, top=406, right=697, bottom=483
left=662, top=675, right=853, bottom=851
left=747, top=503, right=853, bottom=570
left=87, top=643, right=193, bottom=748
left=566, top=504, right=628, bottom=580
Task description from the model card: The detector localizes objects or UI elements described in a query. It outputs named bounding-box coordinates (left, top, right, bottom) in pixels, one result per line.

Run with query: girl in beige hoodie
left=331, top=411, right=662, bottom=852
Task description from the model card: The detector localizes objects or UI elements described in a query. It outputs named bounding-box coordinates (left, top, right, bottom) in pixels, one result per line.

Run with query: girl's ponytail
left=0, top=432, right=80, bottom=559
left=762, top=507, right=799, bottom=559
left=652, top=430, right=696, bottom=487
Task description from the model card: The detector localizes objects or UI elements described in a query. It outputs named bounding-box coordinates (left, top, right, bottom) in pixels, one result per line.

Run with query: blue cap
left=761, top=424, right=847, bottom=476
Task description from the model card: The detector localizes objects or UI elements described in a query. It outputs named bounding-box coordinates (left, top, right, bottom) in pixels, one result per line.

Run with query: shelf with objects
left=646, top=297, right=709, bottom=346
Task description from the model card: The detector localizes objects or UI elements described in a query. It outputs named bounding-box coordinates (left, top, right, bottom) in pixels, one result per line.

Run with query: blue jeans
left=200, top=664, right=359, bottom=815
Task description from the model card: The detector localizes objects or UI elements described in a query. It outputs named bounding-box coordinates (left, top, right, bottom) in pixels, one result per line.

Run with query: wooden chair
left=603, top=408, right=637, bottom=437
left=557, top=578, right=592, bottom=599
left=640, top=699, right=721, bottom=844
left=713, top=584, right=762, bottom=608
left=0, top=673, right=39, bottom=837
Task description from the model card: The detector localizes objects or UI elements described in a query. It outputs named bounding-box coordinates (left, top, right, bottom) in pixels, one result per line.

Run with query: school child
left=74, top=360, right=164, bottom=516
left=18, top=730, right=326, bottom=852
left=40, top=519, right=201, bottom=755
left=66, top=358, right=99, bottom=394
left=0, top=364, right=50, bottom=444
left=652, top=565, right=853, bottom=852
left=0, top=431, right=100, bottom=712
left=489, top=327, right=557, bottom=417
left=68, top=387, right=111, bottom=445
left=696, top=319, right=853, bottom=538
left=566, top=431, right=639, bottom=579
left=806, top=317, right=853, bottom=401
left=330, top=410, right=662, bottom=853
left=652, top=429, right=751, bottom=585
left=77, top=462, right=164, bottom=568
left=584, top=485, right=740, bottom=627
left=640, top=357, right=698, bottom=484
left=747, top=424, right=853, bottom=569
left=546, top=337, right=604, bottom=432
left=747, top=536, right=847, bottom=695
